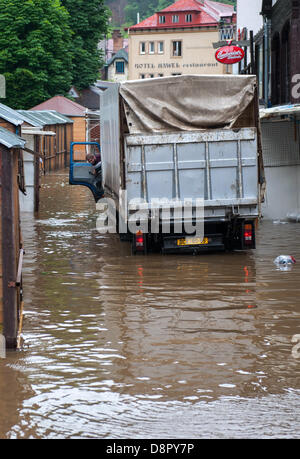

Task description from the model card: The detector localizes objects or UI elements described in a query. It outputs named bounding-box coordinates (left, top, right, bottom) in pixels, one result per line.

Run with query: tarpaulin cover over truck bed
left=120, top=74, right=257, bottom=134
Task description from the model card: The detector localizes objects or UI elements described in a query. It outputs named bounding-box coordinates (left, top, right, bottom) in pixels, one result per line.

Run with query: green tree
left=0, top=0, right=73, bottom=109
left=61, top=0, right=110, bottom=90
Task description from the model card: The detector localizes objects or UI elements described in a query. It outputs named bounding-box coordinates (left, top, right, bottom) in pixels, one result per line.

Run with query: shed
left=31, top=96, right=87, bottom=160
left=0, top=102, right=73, bottom=212
left=0, top=101, right=42, bottom=133
left=0, top=127, right=26, bottom=349
left=18, top=109, right=73, bottom=173
left=0, top=103, right=44, bottom=213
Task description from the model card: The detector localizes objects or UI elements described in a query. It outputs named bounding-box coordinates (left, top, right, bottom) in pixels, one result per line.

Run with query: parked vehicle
left=70, top=75, right=265, bottom=254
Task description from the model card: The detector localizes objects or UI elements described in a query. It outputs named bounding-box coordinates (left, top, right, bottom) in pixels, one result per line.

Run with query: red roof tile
left=31, top=95, right=86, bottom=117
left=161, top=0, right=203, bottom=12
left=129, top=0, right=234, bottom=31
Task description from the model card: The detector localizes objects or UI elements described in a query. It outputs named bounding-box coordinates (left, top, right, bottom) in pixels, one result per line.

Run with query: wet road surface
left=0, top=171, right=300, bottom=438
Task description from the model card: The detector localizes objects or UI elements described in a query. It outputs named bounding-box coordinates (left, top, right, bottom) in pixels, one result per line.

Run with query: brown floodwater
left=0, top=171, right=300, bottom=439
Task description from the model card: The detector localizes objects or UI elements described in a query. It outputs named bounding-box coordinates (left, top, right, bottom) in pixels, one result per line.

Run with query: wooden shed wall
left=0, top=149, right=2, bottom=330
left=41, top=123, right=73, bottom=173
left=0, top=146, right=22, bottom=348
left=0, top=118, right=18, bottom=134
left=71, top=116, right=87, bottom=161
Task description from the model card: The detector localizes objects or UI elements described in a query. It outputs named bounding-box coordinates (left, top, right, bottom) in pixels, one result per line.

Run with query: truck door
left=69, top=142, right=104, bottom=202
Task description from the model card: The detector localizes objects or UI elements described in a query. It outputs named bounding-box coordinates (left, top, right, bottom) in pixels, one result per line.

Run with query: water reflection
left=0, top=172, right=300, bottom=438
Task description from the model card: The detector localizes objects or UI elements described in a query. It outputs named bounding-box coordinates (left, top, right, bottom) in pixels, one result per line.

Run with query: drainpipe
left=264, top=16, right=271, bottom=107
left=85, top=109, right=89, bottom=156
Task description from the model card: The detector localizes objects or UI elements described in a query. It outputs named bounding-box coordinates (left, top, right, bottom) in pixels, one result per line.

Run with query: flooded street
left=1, top=170, right=300, bottom=439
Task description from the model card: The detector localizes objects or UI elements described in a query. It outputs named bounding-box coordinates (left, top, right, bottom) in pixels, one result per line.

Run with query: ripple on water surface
left=1, top=173, right=300, bottom=439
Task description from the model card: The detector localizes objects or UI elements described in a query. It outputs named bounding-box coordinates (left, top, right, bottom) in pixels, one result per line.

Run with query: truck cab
left=69, top=141, right=104, bottom=202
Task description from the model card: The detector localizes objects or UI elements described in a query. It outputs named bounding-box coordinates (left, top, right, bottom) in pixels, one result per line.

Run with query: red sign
left=215, top=45, right=245, bottom=65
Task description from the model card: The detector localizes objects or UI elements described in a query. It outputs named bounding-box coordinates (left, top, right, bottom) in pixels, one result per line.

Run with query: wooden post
left=34, top=135, right=40, bottom=213
left=1, top=144, right=18, bottom=348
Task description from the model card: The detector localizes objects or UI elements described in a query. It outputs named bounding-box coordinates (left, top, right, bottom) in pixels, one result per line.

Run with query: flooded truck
left=70, top=75, right=265, bottom=254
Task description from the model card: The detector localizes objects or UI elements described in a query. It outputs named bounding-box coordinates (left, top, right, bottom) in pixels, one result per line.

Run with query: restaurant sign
left=215, top=45, right=245, bottom=65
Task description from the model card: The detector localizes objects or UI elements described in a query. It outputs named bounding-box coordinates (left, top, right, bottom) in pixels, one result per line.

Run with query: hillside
left=105, top=0, right=236, bottom=27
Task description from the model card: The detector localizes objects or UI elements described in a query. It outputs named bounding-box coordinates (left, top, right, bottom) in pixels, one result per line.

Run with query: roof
left=18, top=110, right=73, bottom=126
left=0, top=102, right=42, bottom=128
left=203, top=0, right=235, bottom=19
left=107, top=48, right=129, bottom=66
left=161, top=0, right=205, bottom=12
left=73, top=86, right=102, bottom=110
left=0, top=126, right=26, bottom=149
left=129, top=0, right=234, bottom=31
left=31, top=95, right=86, bottom=117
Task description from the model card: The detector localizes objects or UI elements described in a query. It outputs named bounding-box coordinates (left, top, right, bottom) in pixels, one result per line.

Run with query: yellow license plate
left=177, top=237, right=209, bottom=246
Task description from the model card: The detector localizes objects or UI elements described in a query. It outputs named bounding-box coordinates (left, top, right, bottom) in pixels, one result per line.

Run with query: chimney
left=112, top=29, right=123, bottom=54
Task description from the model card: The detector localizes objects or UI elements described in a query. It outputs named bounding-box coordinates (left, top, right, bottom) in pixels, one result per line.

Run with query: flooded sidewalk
left=0, top=171, right=300, bottom=439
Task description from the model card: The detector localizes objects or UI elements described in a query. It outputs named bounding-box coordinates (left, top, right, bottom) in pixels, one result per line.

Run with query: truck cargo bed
left=125, top=128, right=259, bottom=220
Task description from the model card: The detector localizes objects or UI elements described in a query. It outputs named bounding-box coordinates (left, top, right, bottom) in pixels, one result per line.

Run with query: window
left=149, top=41, right=155, bottom=54
left=158, top=41, right=164, bottom=54
left=140, top=42, right=146, bottom=54
left=140, top=74, right=145, bottom=79
left=186, top=14, right=192, bottom=23
left=172, top=40, right=182, bottom=57
left=159, top=15, right=166, bottom=24
left=115, top=61, right=125, bottom=74
left=172, top=15, right=179, bottom=23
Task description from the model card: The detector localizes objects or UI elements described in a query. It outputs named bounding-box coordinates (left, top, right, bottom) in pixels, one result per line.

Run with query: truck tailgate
left=124, top=128, right=259, bottom=220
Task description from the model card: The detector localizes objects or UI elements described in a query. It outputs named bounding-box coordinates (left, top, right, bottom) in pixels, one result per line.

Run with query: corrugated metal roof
left=0, top=102, right=42, bottom=127
left=45, top=110, right=74, bottom=124
left=18, top=110, right=73, bottom=126
left=0, top=126, right=26, bottom=149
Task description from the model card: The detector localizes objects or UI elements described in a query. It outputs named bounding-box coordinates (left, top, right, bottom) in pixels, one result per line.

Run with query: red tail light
left=136, top=231, right=144, bottom=250
left=244, top=224, right=253, bottom=245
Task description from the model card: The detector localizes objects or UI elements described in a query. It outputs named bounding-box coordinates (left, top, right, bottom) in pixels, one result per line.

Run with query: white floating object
left=274, top=255, right=296, bottom=265
left=287, top=211, right=300, bottom=222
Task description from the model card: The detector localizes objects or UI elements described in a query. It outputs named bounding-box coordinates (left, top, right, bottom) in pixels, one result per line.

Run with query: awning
left=260, top=104, right=300, bottom=120
left=21, top=127, right=56, bottom=136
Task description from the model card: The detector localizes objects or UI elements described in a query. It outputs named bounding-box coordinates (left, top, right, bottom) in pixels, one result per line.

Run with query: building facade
left=106, top=48, right=129, bottom=83
left=99, top=29, right=129, bottom=81
left=127, top=0, right=236, bottom=80
left=255, top=0, right=300, bottom=220
left=256, top=0, right=300, bottom=106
